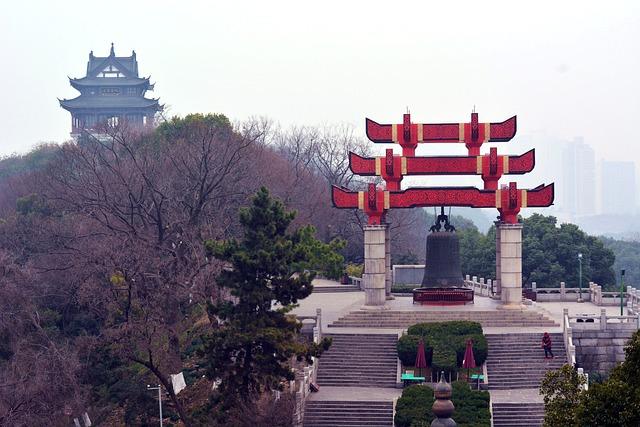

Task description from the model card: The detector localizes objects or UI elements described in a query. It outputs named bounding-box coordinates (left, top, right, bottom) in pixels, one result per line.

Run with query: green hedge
left=394, top=384, right=434, bottom=427
left=394, top=382, right=490, bottom=427
left=391, top=284, right=417, bottom=293
left=397, top=321, right=488, bottom=373
left=451, top=381, right=491, bottom=425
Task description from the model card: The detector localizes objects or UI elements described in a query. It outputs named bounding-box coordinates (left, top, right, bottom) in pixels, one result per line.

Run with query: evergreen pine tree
left=201, top=187, right=331, bottom=404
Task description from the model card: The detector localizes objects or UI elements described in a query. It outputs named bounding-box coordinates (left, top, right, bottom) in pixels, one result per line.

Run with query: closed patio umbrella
left=415, top=339, right=428, bottom=378
left=462, top=338, right=476, bottom=379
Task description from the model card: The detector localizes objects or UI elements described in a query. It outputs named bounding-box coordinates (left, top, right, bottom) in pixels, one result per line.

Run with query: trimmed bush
left=407, top=321, right=482, bottom=337
left=394, top=385, right=434, bottom=427
left=398, top=321, right=488, bottom=372
left=431, top=343, right=457, bottom=375
left=397, top=334, right=423, bottom=366
left=394, top=381, right=490, bottom=427
left=451, top=381, right=491, bottom=425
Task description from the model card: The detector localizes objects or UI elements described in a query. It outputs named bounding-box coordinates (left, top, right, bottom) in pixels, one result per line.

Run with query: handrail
left=563, top=309, right=576, bottom=367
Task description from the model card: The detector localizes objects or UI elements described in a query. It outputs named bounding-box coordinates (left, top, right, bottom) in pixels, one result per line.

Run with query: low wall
left=392, top=265, right=425, bottom=286
left=573, top=329, right=635, bottom=374
left=566, top=309, right=639, bottom=375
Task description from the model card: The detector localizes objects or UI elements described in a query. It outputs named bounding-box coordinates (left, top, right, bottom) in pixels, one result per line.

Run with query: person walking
left=542, top=332, right=554, bottom=359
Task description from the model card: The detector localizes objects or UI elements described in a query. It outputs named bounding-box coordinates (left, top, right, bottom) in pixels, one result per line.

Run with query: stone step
left=492, top=403, right=544, bottom=426
left=303, top=400, right=394, bottom=426
left=306, top=403, right=392, bottom=409
left=314, top=333, right=398, bottom=389
left=313, top=286, right=361, bottom=293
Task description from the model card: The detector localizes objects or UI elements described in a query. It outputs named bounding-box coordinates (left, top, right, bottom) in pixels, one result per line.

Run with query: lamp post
left=577, top=253, right=583, bottom=303
left=620, top=269, right=626, bottom=316
left=147, top=384, right=163, bottom=427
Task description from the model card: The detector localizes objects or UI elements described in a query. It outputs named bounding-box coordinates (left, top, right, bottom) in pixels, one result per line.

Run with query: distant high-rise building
left=59, top=43, right=163, bottom=138
left=601, top=160, right=636, bottom=215
left=561, top=138, right=596, bottom=217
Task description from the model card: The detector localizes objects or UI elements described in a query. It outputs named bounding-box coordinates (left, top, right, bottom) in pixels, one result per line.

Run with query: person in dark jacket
left=542, top=332, right=554, bottom=359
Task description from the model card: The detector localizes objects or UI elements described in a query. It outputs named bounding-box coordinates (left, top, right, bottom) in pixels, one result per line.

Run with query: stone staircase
left=303, top=400, right=393, bottom=427
left=329, top=310, right=558, bottom=329
left=492, top=402, right=544, bottom=427
left=486, top=333, right=565, bottom=389
left=313, top=284, right=361, bottom=293
left=316, top=333, right=398, bottom=388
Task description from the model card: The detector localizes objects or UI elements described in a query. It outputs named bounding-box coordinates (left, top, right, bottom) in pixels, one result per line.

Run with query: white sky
left=1, top=0, right=639, bottom=174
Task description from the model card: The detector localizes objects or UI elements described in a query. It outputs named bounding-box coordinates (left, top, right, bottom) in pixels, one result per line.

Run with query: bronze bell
left=421, top=207, right=464, bottom=288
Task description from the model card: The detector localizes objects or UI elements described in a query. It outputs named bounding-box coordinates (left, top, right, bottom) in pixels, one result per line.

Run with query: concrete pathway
left=308, top=386, right=402, bottom=402
left=490, top=388, right=543, bottom=403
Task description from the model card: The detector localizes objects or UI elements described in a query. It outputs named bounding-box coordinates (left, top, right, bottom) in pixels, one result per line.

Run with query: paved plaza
left=295, top=279, right=622, bottom=411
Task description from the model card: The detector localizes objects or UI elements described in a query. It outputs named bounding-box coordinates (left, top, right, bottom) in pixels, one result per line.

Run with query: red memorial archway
left=331, top=111, right=554, bottom=308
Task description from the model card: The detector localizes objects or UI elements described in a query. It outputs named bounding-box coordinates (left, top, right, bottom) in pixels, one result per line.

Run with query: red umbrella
left=415, top=339, right=428, bottom=378
left=462, top=338, right=476, bottom=379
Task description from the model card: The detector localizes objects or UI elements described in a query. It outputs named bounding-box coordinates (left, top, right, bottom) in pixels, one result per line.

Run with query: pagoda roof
left=72, top=44, right=141, bottom=79
left=69, top=76, right=153, bottom=89
left=59, top=95, right=162, bottom=111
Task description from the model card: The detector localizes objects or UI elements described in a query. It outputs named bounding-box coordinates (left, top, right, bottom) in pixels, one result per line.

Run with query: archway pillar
left=363, top=225, right=388, bottom=309
left=497, top=222, right=525, bottom=309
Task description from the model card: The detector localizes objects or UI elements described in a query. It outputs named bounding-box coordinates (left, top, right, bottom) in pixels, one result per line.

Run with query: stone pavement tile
left=308, top=386, right=402, bottom=401
left=490, top=388, right=544, bottom=403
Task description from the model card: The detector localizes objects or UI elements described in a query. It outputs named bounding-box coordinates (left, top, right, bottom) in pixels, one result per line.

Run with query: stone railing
left=589, top=282, right=628, bottom=306
left=567, top=308, right=640, bottom=331
left=562, top=308, right=577, bottom=367
left=463, top=275, right=493, bottom=297
left=625, top=286, right=640, bottom=315
left=349, top=276, right=364, bottom=290
left=535, top=281, right=590, bottom=302
left=532, top=281, right=628, bottom=306
left=292, top=309, right=323, bottom=427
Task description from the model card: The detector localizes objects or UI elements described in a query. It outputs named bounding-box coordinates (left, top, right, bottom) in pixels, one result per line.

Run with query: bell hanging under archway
left=421, top=207, right=464, bottom=288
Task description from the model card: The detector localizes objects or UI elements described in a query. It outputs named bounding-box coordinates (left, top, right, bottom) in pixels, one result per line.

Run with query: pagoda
left=59, top=43, right=163, bottom=137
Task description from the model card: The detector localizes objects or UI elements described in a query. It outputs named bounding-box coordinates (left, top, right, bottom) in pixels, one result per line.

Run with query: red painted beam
left=348, top=149, right=535, bottom=190
left=365, top=113, right=517, bottom=156
left=331, top=182, right=554, bottom=224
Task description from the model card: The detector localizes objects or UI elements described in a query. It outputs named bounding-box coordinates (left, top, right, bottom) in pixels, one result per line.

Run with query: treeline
left=458, top=214, right=617, bottom=290
left=0, top=114, right=429, bottom=425
left=600, top=237, right=640, bottom=289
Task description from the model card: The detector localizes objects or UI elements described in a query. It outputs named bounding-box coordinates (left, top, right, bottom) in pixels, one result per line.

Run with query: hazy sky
left=2, top=0, right=639, bottom=173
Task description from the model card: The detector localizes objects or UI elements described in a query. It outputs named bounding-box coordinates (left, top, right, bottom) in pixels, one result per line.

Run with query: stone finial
left=431, top=371, right=456, bottom=426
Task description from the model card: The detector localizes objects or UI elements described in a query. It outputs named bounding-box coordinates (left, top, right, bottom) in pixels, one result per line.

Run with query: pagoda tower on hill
left=59, top=43, right=163, bottom=137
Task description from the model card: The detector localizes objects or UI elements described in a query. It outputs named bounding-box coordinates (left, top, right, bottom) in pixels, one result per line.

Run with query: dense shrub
left=451, top=381, right=491, bottom=425
left=394, top=385, right=434, bottom=427
left=398, top=321, right=487, bottom=372
left=394, top=382, right=490, bottom=427
left=397, top=335, right=424, bottom=366
left=407, top=321, right=482, bottom=337
left=391, top=284, right=417, bottom=293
